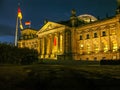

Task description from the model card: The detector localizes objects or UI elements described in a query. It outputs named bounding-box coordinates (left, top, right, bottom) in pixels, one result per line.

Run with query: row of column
left=39, top=32, right=64, bottom=59
left=79, top=30, right=118, bottom=54
left=38, top=31, right=72, bottom=59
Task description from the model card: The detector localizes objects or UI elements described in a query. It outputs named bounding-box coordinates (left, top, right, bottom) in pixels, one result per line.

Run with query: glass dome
left=78, top=14, right=98, bottom=23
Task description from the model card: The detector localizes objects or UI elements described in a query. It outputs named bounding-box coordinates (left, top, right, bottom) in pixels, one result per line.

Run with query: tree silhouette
left=0, top=43, right=38, bottom=64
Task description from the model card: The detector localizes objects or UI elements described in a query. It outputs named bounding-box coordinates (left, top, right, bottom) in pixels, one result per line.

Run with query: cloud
left=0, top=24, right=15, bottom=36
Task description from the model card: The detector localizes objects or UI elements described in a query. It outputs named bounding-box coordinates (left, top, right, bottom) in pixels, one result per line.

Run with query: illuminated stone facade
left=18, top=29, right=38, bottom=50
left=18, top=7, right=120, bottom=61
left=76, top=15, right=120, bottom=61
left=37, top=20, right=75, bottom=60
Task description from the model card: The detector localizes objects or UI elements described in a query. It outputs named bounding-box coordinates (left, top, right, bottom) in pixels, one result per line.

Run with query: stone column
left=45, top=37, right=48, bottom=58
left=47, top=36, right=50, bottom=55
left=39, top=38, right=42, bottom=55
left=52, top=34, right=54, bottom=54
left=54, top=33, right=58, bottom=58
left=59, top=33, right=63, bottom=53
left=116, top=20, right=120, bottom=60
left=99, top=27, right=102, bottom=52
left=46, top=35, right=51, bottom=58
left=71, top=27, right=77, bottom=60
left=41, top=37, right=44, bottom=58
left=107, top=26, right=111, bottom=51
left=37, top=38, right=40, bottom=54
left=49, top=34, right=52, bottom=55
left=90, top=29, right=93, bottom=53
left=65, top=31, right=71, bottom=53
left=57, top=32, right=60, bottom=53
left=62, top=31, right=65, bottom=54
left=44, top=37, right=47, bottom=57
left=50, top=34, right=54, bottom=58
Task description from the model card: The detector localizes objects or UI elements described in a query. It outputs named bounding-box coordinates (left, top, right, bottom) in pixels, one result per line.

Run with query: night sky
left=0, top=0, right=117, bottom=43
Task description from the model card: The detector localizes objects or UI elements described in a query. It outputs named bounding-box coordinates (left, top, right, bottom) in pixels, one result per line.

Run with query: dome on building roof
left=78, top=14, right=98, bottom=23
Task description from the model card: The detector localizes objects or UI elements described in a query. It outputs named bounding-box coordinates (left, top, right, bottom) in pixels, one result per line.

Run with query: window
left=86, top=34, right=90, bottom=39
left=31, top=34, right=34, bottom=38
left=94, top=57, right=97, bottom=61
left=80, top=35, right=82, bottom=40
left=94, top=33, right=97, bottom=38
left=102, top=31, right=106, bottom=36
left=86, top=58, right=89, bottom=61
left=20, top=36, right=23, bottom=40
left=24, top=35, right=28, bottom=39
left=112, top=43, right=118, bottom=52
left=102, top=57, right=106, bottom=60
left=28, top=35, right=31, bottom=39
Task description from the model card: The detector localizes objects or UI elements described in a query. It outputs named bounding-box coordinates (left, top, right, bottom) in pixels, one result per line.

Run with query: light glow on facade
left=18, top=6, right=120, bottom=61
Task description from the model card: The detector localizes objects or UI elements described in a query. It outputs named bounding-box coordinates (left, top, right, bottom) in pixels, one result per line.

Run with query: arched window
left=86, top=34, right=90, bottom=39
left=80, top=35, right=82, bottom=40
left=102, top=31, right=106, bottom=36
left=94, top=33, right=97, bottom=38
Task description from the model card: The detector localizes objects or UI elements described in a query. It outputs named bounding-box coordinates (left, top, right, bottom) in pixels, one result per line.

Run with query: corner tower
left=116, top=0, right=120, bottom=14
left=70, top=9, right=78, bottom=27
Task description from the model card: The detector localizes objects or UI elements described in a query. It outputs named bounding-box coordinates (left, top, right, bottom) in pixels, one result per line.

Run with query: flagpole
left=15, top=16, right=18, bottom=46
left=29, top=21, right=31, bottom=28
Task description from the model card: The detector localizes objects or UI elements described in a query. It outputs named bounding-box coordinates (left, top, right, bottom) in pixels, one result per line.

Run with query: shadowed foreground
left=0, top=64, right=120, bottom=90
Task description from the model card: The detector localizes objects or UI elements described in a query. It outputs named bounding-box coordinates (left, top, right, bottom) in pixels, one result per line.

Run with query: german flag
left=18, top=7, right=22, bottom=19
left=25, top=21, right=31, bottom=25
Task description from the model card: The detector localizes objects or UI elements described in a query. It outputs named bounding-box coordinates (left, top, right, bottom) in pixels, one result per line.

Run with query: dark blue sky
left=0, top=0, right=117, bottom=43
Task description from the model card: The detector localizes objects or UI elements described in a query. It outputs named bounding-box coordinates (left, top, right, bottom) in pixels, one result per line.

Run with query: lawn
left=0, top=63, right=120, bottom=90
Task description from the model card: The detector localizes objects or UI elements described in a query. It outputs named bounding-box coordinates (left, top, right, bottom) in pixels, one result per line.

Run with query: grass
left=0, top=62, right=120, bottom=90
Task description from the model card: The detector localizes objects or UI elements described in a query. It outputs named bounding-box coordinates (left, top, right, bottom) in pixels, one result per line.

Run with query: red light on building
left=54, top=37, right=56, bottom=46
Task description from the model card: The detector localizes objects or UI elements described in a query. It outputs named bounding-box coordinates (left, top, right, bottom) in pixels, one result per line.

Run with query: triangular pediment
left=37, top=21, right=65, bottom=34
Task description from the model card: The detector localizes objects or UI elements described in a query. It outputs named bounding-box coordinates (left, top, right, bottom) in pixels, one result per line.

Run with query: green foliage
left=0, top=43, right=38, bottom=64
